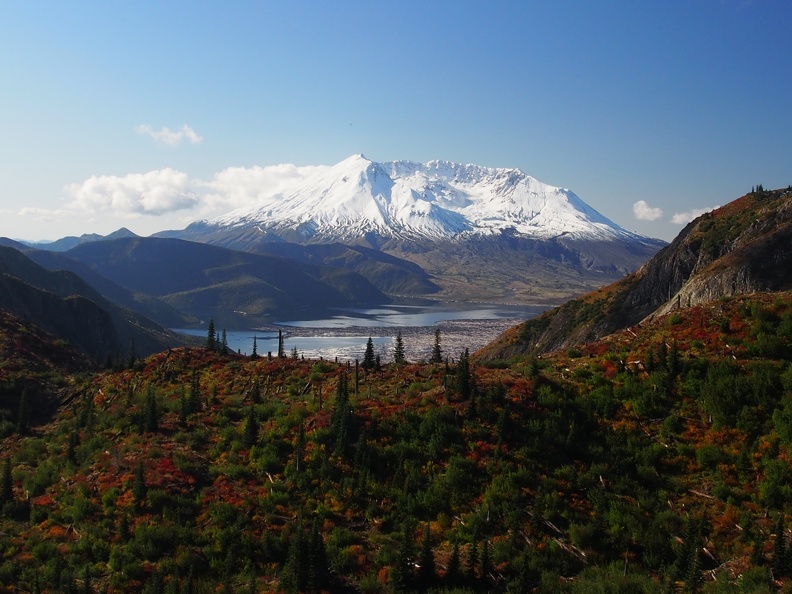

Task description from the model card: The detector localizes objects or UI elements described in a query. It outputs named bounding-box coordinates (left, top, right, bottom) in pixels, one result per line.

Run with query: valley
left=1, top=183, right=791, bottom=592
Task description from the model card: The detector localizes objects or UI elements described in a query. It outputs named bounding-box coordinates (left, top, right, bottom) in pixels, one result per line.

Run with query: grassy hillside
left=1, top=291, right=792, bottom=592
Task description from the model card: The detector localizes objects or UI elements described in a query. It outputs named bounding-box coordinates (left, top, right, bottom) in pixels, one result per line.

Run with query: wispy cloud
left=63, top=169, right=200, bottom=216
left=136, top=124, right=203, bottom=146
left=18, top=206, right=70, bottom=223
left=201, top=164, right=328, bottom=212
left=632, top=200, right=663, bottom=221
left=671, top=206, right=719, bottom=225
left=24, top=164, right=325, bottom=224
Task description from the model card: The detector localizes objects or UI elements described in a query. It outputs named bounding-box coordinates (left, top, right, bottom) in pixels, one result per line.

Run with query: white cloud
left=670, top=206, right=719, bottom=225
left=64, top=169, right=200, bottom=216
left=51, top=164, right=325, bottom=222
left=632, top=200, right=663, bottom=221
left=18, top=206, right=71, bottom=223
left=201, top=163, right=328, bottom=212
left=136, top=124, right=203, bottom=146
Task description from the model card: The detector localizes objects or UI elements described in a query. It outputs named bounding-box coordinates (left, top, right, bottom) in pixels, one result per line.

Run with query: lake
left=175, top=302, right=545, bottom=362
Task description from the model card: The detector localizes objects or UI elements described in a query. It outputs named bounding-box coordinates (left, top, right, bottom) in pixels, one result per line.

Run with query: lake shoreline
left=174, top=302, right=545, bottom=362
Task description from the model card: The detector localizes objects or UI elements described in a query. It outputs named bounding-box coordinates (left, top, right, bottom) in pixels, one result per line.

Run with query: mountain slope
left=0, top=246, right=188, bottom=359
left=63, top=237, right=389, bottom=327
left=478, top=186, right=792, bottom=359
left=2, top=291, right=792, bottom=591
left=0, top=308, right=96, bottom=431
left=197, top=154, right=649, bottom=242
left=247, top=241, right=440, bottom=295
left=165, top=155, right=664, bottom=303
left=19, top=247, right=194, bottom=328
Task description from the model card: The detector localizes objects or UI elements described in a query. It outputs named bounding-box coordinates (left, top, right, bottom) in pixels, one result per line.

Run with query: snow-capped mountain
left=165, top=154, right=666, bottom=305
left=203, top=154, right=650, bottom=243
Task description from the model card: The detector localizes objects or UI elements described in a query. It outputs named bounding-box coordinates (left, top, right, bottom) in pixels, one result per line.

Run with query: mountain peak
left=206, top=155, right=653, bottom=244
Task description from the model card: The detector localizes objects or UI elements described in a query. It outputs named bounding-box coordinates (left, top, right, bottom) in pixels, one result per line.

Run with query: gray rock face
left=478, top=187, right=792, bottom=359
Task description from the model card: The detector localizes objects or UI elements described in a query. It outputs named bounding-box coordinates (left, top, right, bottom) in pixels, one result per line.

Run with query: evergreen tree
left=77, top=390, right=95, bottom=431
left=480, top=539, right=491, bottom=583
left=466, top=538, right=479, bottom=580
left=394, top=329, right=406, bottom=364
left=446, top=539, right=462, bottom=587
left=142, top=385, right=158, bottom=433
left=188, top=371, right=202, bottom=413
left=127, top=338, right=138, bottom=369
left=220, top=329, right=229, bottom=354
left=362, top=337, right=376, bottom=370
left=179, top=386, right=188, bottom=426
left=294, top=422, right=305, bottom=475
left=455, top=348, right=472, bottom=400
left=673, top=516, right=702, bottom=591
left=430, top=328, right=443, bottom=363
left=143, top=570, right=164, bottom=594
left=773, top=513, right=787, bottom=577
left=331, top=373, right=356, bottom=457
left=527, top=356, right=539, bottom=379
left=0, top=457, right=12, bottom=505
left=668, top=339, right=680, bottom=376
left=249, top=378, right=261, bottom=404
left=15, top=388, right=30, bottom=435
left=181, top=565, right=195, bottom=594
left=418, top=523, right=436, bottom=588
left=278, top=329, right=285, bottom=358
left=206, top=319, right=216, bottom=350
left=81, top=565, right=91, bottom=594
left=67, top=430, right=79, bottom=465
left=645, top=345, right=656, bottom=373
left=308, top=518, right=329, bottom=592
left=132, top=460, right=146, bottom=508
left=657, top=341, right=668, bottom=371
left=250, top=336, right=259, bottom=359
left=392, top=524, right=414, bottom=591
left=242, top=406, right=258, bottom=449
left=281, top=518, right=308, bottom=593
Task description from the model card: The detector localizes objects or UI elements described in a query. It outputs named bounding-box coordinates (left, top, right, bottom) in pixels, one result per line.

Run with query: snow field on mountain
left=210, top=154, right=649, bottom=243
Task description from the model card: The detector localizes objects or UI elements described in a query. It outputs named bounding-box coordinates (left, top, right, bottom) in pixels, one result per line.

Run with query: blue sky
left=1, top=1, right=790, bottom=242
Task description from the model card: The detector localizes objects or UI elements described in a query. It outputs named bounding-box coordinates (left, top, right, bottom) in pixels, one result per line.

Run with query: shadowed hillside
left=63, top=236, right=389, bottom=328
left=0, top=246, right=189, bottom=360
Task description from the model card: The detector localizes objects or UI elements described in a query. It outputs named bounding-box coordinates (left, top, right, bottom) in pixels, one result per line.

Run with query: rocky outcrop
left=477, top=187, right=792, bottom=360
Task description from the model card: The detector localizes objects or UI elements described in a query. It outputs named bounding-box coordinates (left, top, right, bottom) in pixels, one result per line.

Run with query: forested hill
left=477, top=185, right=792, bottom=360
left=1, top=286, right=792, bottom=592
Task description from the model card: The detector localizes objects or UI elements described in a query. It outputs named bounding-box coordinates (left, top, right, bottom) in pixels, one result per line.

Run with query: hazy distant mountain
left=63, top=236, right=389, bottom=328
left=26, top=227, right=139, bottom=252
left=165, top=154, right=665, bottom=303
